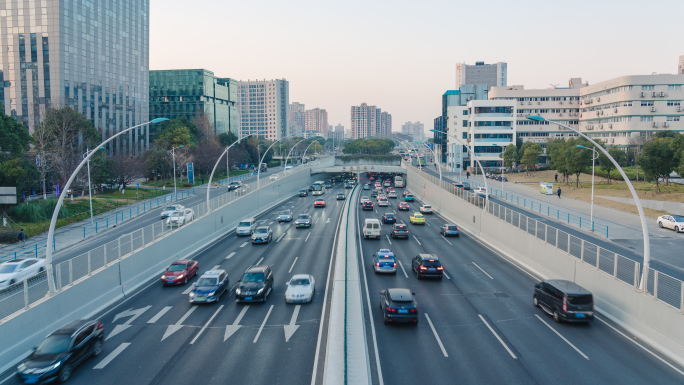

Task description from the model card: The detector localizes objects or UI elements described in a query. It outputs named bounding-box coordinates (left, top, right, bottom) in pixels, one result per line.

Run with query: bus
left=312, top=181, right=326, bottom=196
left=394, top=175, right=404, bottom=188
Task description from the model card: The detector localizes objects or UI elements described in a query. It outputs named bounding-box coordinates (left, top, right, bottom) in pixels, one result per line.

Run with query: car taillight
left=437, top=266, right=443, bottom=270
left=420, top=266, right=427, bottom=270
left=386, top=306, right=396, bottom=313
left=376, top=263, right=380, bottom=267
left=394, top=230, right=398, bottom=233
left=563, top=296, right=567, bottom=313
left=409, top=308, right=417, bottom=313
left=97, top=322, right=104, bottom=330
left=393, top=263, right=396, bottom=267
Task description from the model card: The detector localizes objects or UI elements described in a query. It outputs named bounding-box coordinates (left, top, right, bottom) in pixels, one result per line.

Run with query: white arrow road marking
left=162, top=306, right=197, bottom=341
left=412, top=235, right=422, bottom=245
left=277, top=233, right=286, bottom=242
left=107, top=306, right=151, bottom=340
left=240, top=242, right=249, bottom=248
left=147, top=306, right=172, bottom=324
left=226, top=252, right=236, bottom=260
left=225, top=305, right=250, bottom=341
left=305, top=233, right=311, bottom=242
left=284, top=305, right=301, bottom=342
left=397, top=260, right=408, bottom=278
left=254, top=305, right=274, bottom=343
left=325, top=218, right=331, bottom=224
left=191, top=305, right=223, bottom=345
left=289, top=257, right=298, bottom=273
left=93, top=343, right=130, bottom=369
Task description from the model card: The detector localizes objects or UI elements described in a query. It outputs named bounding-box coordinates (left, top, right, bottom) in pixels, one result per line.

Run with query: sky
left=150, top=0, right=684, bottom=136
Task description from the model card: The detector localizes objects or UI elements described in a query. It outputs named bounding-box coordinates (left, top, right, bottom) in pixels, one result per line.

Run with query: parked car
left=372, top=249, right=397, bottom=274
left=17, top=319, right=105, bottom=383
left=0, top=258, right=46, bottom=289
left=251, top=226, right=273, bottom=244
left=412, top=254, right=443, bottom=280
left=161, top=204, right=184, bottom=219
left=285, top=274, right=315, bottom=303
left=295, top=214, right=312, bottom=228
left=314, top=199, right=326, bottom=208
left=379, top=288, right=418, bottom=325
left=235, top=265, right=274, bottom=302
left=278, top=210, right=294, bottom=222
left=397, top=202, right=410, bottom=211
left=657, top=215, right=684, bottom=233
left=166, top=208, right=194, bottom=227
left=419, top=205, right=433, bottom=214
left=533, top=279, right=594, bottom=323
left=161, top=259, right=199, bottom=285
left=391, top=223, right=409, bottom=239
left=382, top=213, right=397, bottom=224
left=409, top=213, right=425, bottom=225
left=439, top=224, right=460, bottom=237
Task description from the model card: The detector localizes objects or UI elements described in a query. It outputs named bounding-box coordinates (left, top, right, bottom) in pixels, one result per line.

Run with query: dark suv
left=391, top=223, right=409, bottom=239
left=235, top=265, right=274, bottom=303
left=412, top=254, right=443, bottom=279
left=379, top=288, right=418, bottom=325
left=363, top=201, right=374, bottom=210
left=533, top=279, right=594, bottom=323
left=17, top=319, right=105, bottom=383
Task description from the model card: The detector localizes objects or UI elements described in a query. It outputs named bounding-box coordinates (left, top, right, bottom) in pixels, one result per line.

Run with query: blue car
left=189, top=270, right=229, bottom=303
left=363, top=184, right=370, bottom=190
left=372, top=249, right=397, bottom=274
left=382, top=213, right=397, bottom=224
left=440, top=224, right=460, bottom=237
left=405, top=194, right=415, bottom=202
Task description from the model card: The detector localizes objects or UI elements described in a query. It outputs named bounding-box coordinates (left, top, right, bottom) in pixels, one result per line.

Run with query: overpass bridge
left=310, top=155, right=405, bottom=175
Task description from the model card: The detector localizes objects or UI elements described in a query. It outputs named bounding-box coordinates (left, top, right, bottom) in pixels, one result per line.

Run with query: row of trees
left=342, top=138, right=395, bottom=154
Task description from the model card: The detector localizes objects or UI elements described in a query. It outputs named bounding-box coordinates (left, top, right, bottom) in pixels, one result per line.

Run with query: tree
left=520, top=143, right=542, bottom=175
left=598, top=146, right=627, bottom=184
left=109, top=154, right=144, bottom=190
left=500, top=144, right=517, bottom=168
left=156, top=117, right=201, bottom=147
left=155, top=126, right=192, bottom=150
left=191, top=138, right=222, bottom=176
left=89, top=155, right=117, bottom=190
left=638, top=137, right=677, bottom=192
left=565, top=139, right=593, bottom=187
left=546, top=138, right=570, bottom=184
left=218, top=131, right=238, bottom=148
left=0, top=110, right=31, bottom=157
left=142, top=148, right=172, bottom=183
left=0, top=156, right=40, bottom=199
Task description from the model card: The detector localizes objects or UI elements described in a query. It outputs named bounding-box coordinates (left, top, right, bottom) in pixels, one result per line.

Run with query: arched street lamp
left=283, top=138, right=308, bottom=173
left=257, top=134, right=295, bottom=188
left=44, top=118, right=169, bottom=293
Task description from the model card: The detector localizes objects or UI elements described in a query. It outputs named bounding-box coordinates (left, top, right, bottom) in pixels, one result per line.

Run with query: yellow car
left=409, top=213, right=425, bottom=225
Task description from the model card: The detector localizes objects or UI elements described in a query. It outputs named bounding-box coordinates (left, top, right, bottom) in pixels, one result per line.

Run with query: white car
left=473, top=187, right=490, bottom=197
left=657, top=215, right=684, bottom=233
left=419, top=205, right=433, bottom=214
left=285, top=274, right=315, bottom=303
left=378, top=198, right=389, bottom=207
left=360, top=196, right=370, bottom=205
left=161, top=204, right=184, bottom=219
left=0, top=258, right=46, bottom=288
left=166, top=208, right=194, bottom=227
left=269, top=175, right=279, bottom=181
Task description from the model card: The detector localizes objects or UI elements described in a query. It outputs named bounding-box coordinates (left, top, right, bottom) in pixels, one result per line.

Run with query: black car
left=412, top=254, right=443, bottom=279
left=533, top=280, right=594, bottom=323
left=371, top=190, right=378, bottom=198
left=440, top=224, right=460, bottom=237
left=17, top=319, right=105, bottom=383
left=382, top=213, right=396, bottom=224
left=363, top=201, right=374, bottom=210
left=379, top=288, right=418, bottom=325
left=298, top=189, right=308, bottom=197
left=337, top=193, right=346, bottom=200
left=391, top=223, right=409, bottom=239
left=235, top=265, right=274, bottom=302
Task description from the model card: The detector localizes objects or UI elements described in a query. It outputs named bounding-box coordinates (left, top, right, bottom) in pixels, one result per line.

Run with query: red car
left=398, top=202, right=410, bottom=211
left=162, top=259, right=198, bottom=285
left=314, top=199, right=326, bottom=207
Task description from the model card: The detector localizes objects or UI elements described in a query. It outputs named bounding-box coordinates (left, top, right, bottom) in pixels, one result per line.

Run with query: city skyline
left=149, top=0, right=684, bottom=138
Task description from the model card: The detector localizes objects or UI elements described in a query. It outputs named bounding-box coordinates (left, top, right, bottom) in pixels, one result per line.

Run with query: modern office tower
left=402, top=121, right=425, bottom=140
left=0, top=0, right=150, bottom=154
left=351, top=102, right=392, bottom=139
left=579, top=74, right=684, bottom=146
left=289, top=102, right=305, bottom=137
left=237, top=79, right=289, bottom=140
left=377, top=111, right=392, bottom=138
left=456, top=61, right=507, bottom=90
left=489, top=78, right=584, bottom=147
left=149, top=69, right=237, bottom=139
left=305, top=107, right=328, bottom=136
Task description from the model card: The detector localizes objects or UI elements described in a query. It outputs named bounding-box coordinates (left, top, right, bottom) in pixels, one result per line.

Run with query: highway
left=354, top=175, right=684, bottom=385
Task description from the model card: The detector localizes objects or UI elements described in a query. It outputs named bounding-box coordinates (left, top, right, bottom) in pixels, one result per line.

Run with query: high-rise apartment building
left=237, top=79, right=289, bottom=140
left=331, top=124, right=344, bottom=142
left=350, top=102, right=392, bottom=139
left=305, top=107, right=329, bottom=136
left=401, top=121, right=425, bottom=140
left=456, top=61, right=507, bottom=90
left=679, top=55, right=684, bottom=75
left=149, top=69, right=237, bottom=138
left=289, top=102, right=305, bottom=137
left=1, top=0, right=150, bottom=153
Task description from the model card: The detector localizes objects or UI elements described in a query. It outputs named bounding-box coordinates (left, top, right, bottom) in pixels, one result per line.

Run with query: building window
left=668, top=85, right=681, bottom=91
left=667, top=101, right=681, bottom=106
left=666, top=116, right=680, bottom=121
left=640, top=116, right=653, bottom=122
left=641, top=85, right=655, bottom=91
left=641, top=101, right=654, bottom=106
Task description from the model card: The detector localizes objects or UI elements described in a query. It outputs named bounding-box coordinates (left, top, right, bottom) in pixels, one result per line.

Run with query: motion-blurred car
left=379, top=288, right=418, bottom=325
left=314, top=199, right=326, bottom=208
left=298, top=189, right=308, bottom=197
left=228, top=181, right=242, bottom=191
left=409, top=213, right=425, bottom=224
left=474, top=187, right=490, bottom=197
left=440, top=224, right=460, bottom=237
left=372, top=249, right=397, bottom=274
left=405, top=194, right=415, bottom=202
left=166, top=208, right=194, bottom=227
left=391, top=223, right=409, bottom=239
left=0, top=258, right=46, bottom=288
left=189, top=270, right=229, bottom=303
left=285, top=274, right=315, bottom=303
left=337, top=193, right=346, bottom=200
left=419, top=205, right=433, bottom=214
left=295, top=214, right=312, bottom=228
left=657, top=215, right=684, bottom=233
left=397, top=202, right=410, bottom=211
left=363, top=184, right=370, bottom=190
left=162, top=259, right=199, bottom=285
left=235, top=265, right=274, bottom=303
left=251, top=226, right=273, bottom=244
left=382, top=213, right=396, bottom=224
left=161, top=204, right=184, bottom=219
left=278, top=210, right=294, bottom=222
left=363, top=201, right=374, bottom=210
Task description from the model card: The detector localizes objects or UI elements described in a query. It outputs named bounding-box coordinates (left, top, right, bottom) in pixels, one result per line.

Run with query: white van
left=363, top=218, right=382, bottom=239
left=236, top=217, right=257, bottom=236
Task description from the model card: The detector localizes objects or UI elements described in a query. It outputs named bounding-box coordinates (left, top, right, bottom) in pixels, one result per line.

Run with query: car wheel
left=58, top=364, right=72, bottom=383
left=553, top=310, right=561, bottom=323
left=184, top=276, right=188, bottom=285
left=533, top=296, right=539, bottom=308
left=39, top=267, right=45, bottom=273
left=677, top=226, right=682, bottom=233
left=8, top=279, right=14, bottom=285
left=92, top=339, right=103, bottom=357
left=658, top=221, right=664, bottom=228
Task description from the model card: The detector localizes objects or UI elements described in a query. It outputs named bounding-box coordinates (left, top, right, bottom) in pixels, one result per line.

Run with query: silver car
left=294, top=214, right=312, bottom=228
left=657, top=215, right=684, bottom=233
left=161, top=204, right=184, bottom=219
left=251, top=226, right=273, bottom=244
left=285, top=274, right=315, bottom=303
left=278, top=210, right=293, bottom=222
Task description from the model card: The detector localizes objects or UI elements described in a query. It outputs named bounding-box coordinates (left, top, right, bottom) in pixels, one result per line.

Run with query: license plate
left=429, top=268, right=435, bottom=271
left=398, top=309, right=408, bottom=314
left=167, top=281, right=174, bottom=284
left=245, top=296, right=252, bottom=300
left=575, top=313, right=586, bottom=318
left=24, top=378, right=39, bottom=384
left=196, top=297, right=205, bottom=301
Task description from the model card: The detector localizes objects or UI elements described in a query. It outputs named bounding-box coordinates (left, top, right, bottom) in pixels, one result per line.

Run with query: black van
left=533, top=279, right=594, bottom=323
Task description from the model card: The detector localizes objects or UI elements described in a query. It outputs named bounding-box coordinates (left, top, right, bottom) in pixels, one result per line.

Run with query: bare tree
left=193, top=107, right=215, bottom=139
left=109, top=153, right=144, bottom=190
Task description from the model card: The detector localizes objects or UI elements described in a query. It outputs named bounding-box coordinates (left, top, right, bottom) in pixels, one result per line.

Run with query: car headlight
left=177, top=275, right=183, bottom=279
left=257, top=288, right=264, bottom=294
left=17, top=363, right=26, bottom=372
left=208, top=292, right=215, bottom=297
left=43, top=361, right=61, bottom=372
left=235, top=288, right=242, bottom=295
left=161, top=275, right=167, bottom=280
left=189, top=292, right=195, bottom=298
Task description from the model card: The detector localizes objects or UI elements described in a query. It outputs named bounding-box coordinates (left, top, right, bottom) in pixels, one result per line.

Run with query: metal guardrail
left=0, top=238, right=55, bottom=262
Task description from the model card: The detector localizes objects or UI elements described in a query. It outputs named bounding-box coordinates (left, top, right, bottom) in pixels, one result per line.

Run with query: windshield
left=395, top=225, right=407, bottom=230
left=385, top=214, right=394, bottom=217
left=300, top=190, right=306, bottom=193
left=281, top=210, right=291, bottom=215
left=378, top=256, right=395, bottom=262
left=238, top=221, right=252, bottom=227
left=35, top=335, right=71, bottom=355
left=424, top=206, right=432, bottom=209
left=672, top=215, right=684, bottom=221
left=290, top=278, right=310, bottom=285
left=255, top=228, right=268, bottom=233
left=446, top=226, right=458, bottom=230
left=422, top=260, right=441, bottom=267
left=168, top=264, right=186, bottom=272
left=0, top=264, right=18, bottom=274
left=297, top=215, right=309, bottom=220
left=196, top=277, right=218, bottom=286
left=414, top=214, right=423, bottom=218
left=567, top=294, right=593, bottom=305
left=242, top=273, right=264, bottom=282
left=170, top=211, right=181, bottom=216
left=164, top=206, right=177, bottom=211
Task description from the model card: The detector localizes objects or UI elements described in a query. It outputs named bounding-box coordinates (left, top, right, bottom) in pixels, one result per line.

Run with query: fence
left=0, top=238, right=55, bottom=262
left=212, top=172, right=257, bottom=187
left=82, top=188, right=195, bottom=238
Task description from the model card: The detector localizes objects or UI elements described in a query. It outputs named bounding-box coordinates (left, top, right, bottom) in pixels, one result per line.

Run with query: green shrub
left=0, top=230, right=18, bottom=244
left=267, top=160, right=281, bottom=167
left=183, top=183, right=193, bottom=187
left=9, top=199, right=71, bottom=223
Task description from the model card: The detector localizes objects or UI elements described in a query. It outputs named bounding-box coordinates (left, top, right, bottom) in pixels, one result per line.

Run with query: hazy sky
left=150, top=0, right=684, bottom=135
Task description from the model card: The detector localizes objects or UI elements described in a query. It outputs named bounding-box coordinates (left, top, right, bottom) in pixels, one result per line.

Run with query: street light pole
left=83, top=146, right=105, bottom=224
left=171, top=145, right=184, bottom=199
left=257, top=135, right=294, bottom=188
left=284, top=138, right=308, bottom=172
left=528, top=115, right=650, bottom=289
left=577, top=145, right=599, bottom=225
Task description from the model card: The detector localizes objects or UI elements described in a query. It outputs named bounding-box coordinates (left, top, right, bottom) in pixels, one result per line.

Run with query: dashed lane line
left=93, top=343, right=131, bottom=369
left=398, top=260, right=408, bottom=278
left=478, top=314, right=517, bottom=359
left=289, top=257, right=298, bottom=273
left=191, top=305, right=224, bottom=345
left=425, top=314, right=448, bottom=357
left=472, top=262, right=494, bottom=280
left=305, top=232, right=311, bottom=242
left=256, top=257, right=264, bottom=265
left=253, top=305, right=274, bottom=343
left=226, top=252, right=236, bottom=260
left=443, top=271, right=451, bottom=280
left=277, top=233, right=286, bottom=242
left=240, top=242, right=249, bottom=248
left=535, top=315, right=589, bottom=360
left=412, top=235, right=422, bottom=245
left=386, top=234, right=392, bottom=245
left=441, top=236, right=452, bottom=245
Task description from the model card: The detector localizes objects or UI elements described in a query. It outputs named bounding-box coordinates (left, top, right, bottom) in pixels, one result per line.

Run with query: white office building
left=579, top=74, right=684, bottom=146
left=456, top=61, right=507, bottom=90
left=238, top=79, right=289, bottom=140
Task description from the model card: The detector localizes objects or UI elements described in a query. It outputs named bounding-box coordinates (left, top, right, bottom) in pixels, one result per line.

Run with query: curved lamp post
left=171, top=145, right=184, bottom=198
left=577, top=145, right=599, bottom=224
left=44, top=118, right=169, bottom=293
left=257, top=134, right=294, bottom=188
left=419, top=141, right=442, bottom=183
left=430, top=129, right=489, bottom=210
left=527, top=116, right=650, bottom=289
left=206, top=131, right=267, bottom=210
left=300, top=137, right=324, bottom=164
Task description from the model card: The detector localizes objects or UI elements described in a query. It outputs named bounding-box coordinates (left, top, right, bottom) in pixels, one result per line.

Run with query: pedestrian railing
left=213, top=172, right=257, bottom=187
left=0, top=238, right=56, bottom=262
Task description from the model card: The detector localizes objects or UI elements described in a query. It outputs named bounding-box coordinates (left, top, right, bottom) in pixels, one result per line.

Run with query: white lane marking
left=162, top=306, right=197, bottom=341
left=253, top=305, right=274, bottom=343
left=596, top=316, right=684, bottom=376
left=386, top=234, right=392, bottom=245
left=315, top=218, right=320, bottom=224
left=256, top=257, right=264, bottom=265
left=441, top=236, right=452, bottom=245
left=226, top=252, right=236, bottom=260
left=478, top=314, right=517, bottom=359
left=425, top=221, right=431, bottom=226
left=93, top=342, right=131, bottom=369
left=147, top=306, right=172, bottom=324
left=443, top=271, right=451, bottom=280
left=268, top=221, right=274, bottom=225
left=412, top=235, right=422, bottom=245
left=393, top=210, right=397, bottom=214
left=0, top=373, right=16, bottom=385
left=291, top=205, right=295, bottom=208
left=284, top=305, right=301, bottom=342
left=472, top=262, right=494, bottom=280
left=211, top=265, right=220, bottom=270
left=190, top=305, right=224, bottom=345
left=305, top=232, right=311, bottom=242
left=288, top=257, right=298, bottom=273
left=240, top=242, right=248, bottom=248
left=535, top=315, right=589, bottom=360
left=182, top=285, right=194, bottom=295
left=425, top=314, right=448, bottom=357
left=225, top=305, right=249, bottom=341
left=277, top=232, right=286, bottom=242
left=397, top=260, right=408, bottom=278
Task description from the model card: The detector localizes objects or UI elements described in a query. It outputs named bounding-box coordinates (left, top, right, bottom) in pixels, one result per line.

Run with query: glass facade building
left=0, top=0, right=150, bottom=154
left=149, top=69, right=238, bottom=138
